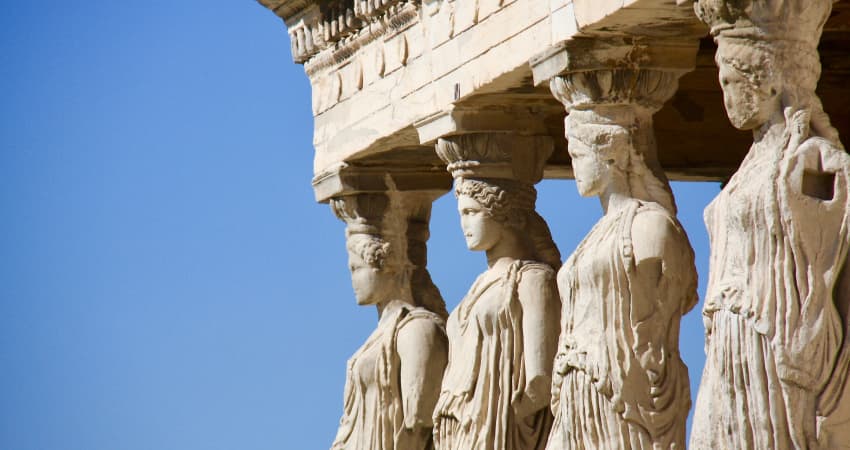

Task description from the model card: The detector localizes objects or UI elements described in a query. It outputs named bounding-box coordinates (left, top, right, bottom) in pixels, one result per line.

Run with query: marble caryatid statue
left=546, top=71, right=698, bottom=449
left=330, top=193, right=449, bottom=450
left=692, top=0, right=850, bottom=448
left=432, top=134, right=561, bottom=450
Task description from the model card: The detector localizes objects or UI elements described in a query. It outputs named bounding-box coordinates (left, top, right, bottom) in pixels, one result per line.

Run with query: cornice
left=257, top=0, right=316, bottom=22
left=258, top=0, right=420, bottom=67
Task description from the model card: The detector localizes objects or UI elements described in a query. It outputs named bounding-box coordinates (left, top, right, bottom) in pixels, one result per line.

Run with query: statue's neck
left=376, top=297, right=412, bottom=319
left=486, top=230, right=531, bottom=269
left=753, top=109, right=789, bottom=150
left=600, top=172, right=632, bottom=216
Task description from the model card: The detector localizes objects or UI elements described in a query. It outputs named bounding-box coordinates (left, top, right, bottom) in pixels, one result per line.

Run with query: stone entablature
left=261, top=0, right=850, bottom=182
left=259, top=0, right=708, bottom=177
left=258, top=1, right=850, bottom=449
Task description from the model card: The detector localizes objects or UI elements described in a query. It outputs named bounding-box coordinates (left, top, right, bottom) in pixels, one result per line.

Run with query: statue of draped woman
left=691, top=1, right=850, bottom=448
left=546, top=71, right=698, bottom=449
left=330, top=193, right=449, bottom=450
left=433, top=134, right=562, bottom=450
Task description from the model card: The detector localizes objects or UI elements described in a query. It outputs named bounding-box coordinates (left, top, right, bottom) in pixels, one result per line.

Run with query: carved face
left=567, top=125, right=627, bottom=197
left=348, top=249, right=398, bottom=306
left=570, top=146, right=609, bottom=197
left=458, top=194, right=504, bottom=252
left=717, top=51, right=780, bottom=130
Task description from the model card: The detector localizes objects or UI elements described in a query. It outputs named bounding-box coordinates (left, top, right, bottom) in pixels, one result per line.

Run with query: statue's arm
left=397, top=318, right=448, bottom=430
left=631, top=210, right=670, bottom=288
left=784, top=138, right=850, bottom=261
left=551, top=271, right=570, bottom=413
left=631, top=210, right=682, bottom=322
left=630, top=210, right=685, bottom=370
left=516, top=268, right=560, bottom=417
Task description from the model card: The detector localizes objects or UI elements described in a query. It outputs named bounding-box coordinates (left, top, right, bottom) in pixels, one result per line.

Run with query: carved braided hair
left=455, top=177, right=561, bottom=270
left=343, top=221, right=448, bottom=319
left=346, top=233, right=391, bottom=269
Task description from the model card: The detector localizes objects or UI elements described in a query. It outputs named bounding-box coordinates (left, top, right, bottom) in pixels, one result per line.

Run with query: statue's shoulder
left=798, top=135, right=847, bottom=154
left=397, top=305, right=446, bottom=333
left=791, top=136, right=850, bottom=175
left=632, top=204, right=676, bottom=231
left=395, top=307, right=447, bottom=351
left=516, top=260, right=556, bottom=278
left=514, top=261, right=557, bottom=298
left=632, top=200, right=684, bottom=235
left=633, top=199, right=675, bottom=219
left=780, top=135, right=850, bottom=207
left=626, top=200, right=693, bottom=271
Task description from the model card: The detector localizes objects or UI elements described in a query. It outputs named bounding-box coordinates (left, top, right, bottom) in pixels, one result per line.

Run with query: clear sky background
left=1, top=2, right=722, bottom=449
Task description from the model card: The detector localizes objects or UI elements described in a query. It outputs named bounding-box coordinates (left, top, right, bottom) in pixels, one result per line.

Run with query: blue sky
left=1, top=2, right=720, bottom=449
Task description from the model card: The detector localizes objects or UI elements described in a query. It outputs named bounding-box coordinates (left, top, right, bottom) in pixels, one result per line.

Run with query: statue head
left=566, top=107, right=677, bottom=213
left=697, top=0, right=834, bottom=131
left=436, top=134, right=561, bottom=269
left=453, top=177, right=561, bottom=269
left=345, top=232, right=407, bottom=306
left=551, top=69, right=680, bottom=213
left=331, top=192, right=448, bottom=317
left=330, top=193, right=405, bottom=307
left=454, top=178, right=531, bottom=252
left=566, top=119, right=632, bottom=198
left=714, top=40, right=804, bottom=130
left=457, top=193, right=504, bottom=252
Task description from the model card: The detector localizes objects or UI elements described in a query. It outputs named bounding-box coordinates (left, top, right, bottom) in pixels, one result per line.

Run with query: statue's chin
left=465, top=239, right=484, bottom=252
left=728, top=112, right=763, bottom=131
left=724, top=93, right=771, bottom=131
left=575, top=182, right=595, bottom=198
left=354, top=295, right=377, bottom=306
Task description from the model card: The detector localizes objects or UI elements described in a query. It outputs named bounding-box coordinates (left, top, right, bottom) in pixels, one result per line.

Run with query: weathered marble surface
left=254, top=1, right=850, bottom=449
left=330, top=192, right=449, bottom=450
left=691, top=0, right=850, bottom=448
left=545, top=64, right=697, bottom=449
left=258, top=0, right=728, bottom=180
left=259, top=0, right=850, bottom=183
left=433, top=134, right=561, bottom=450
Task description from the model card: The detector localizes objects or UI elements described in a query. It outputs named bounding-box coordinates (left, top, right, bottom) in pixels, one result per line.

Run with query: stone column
left=426, top=130, right=562, bottom=450
left=315, top=162, right=451, bottom=450
left=691, top=0, right=850, bottom=448
left=532, top=38, right=699, bottom=449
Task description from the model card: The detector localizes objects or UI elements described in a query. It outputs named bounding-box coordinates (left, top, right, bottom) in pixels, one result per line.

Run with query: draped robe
left=691, top=135, right=850, bottom=449
left=548, top=200, right=696, bottom=450
left=434, top=261, right=556, bottom=450
left=332, top=304, right=446, bottom=450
